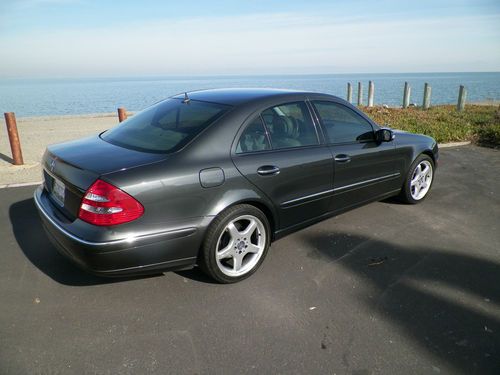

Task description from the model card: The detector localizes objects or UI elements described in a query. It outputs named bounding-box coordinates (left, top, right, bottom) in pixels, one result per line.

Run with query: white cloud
left=0, top=12, right=499, bottom=77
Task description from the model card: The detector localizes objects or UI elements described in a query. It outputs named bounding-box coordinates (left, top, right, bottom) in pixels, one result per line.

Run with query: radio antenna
left=182, top=92, right=191, bottom=103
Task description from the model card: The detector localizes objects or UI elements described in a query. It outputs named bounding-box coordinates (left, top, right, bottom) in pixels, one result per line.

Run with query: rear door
left=231, top=101, right=334, bottom=230
left=310, top=100, right=400, bottom=212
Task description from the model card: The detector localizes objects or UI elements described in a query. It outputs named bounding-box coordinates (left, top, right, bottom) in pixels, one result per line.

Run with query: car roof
left=171, top=88, right=323, bottom=106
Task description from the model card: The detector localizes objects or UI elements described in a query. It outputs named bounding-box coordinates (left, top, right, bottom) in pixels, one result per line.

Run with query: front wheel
left=198, top=204, right=270, bottom=283
left=399, top=154, right=435, bottom=204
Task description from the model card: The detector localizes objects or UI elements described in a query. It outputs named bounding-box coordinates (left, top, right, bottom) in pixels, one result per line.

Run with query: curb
left=438, top=141, right=471, bottom=148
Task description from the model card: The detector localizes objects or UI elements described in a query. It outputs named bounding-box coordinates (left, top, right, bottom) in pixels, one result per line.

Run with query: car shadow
left=380, top=195, right=406, bottom=205
left=10, top=198, right=161, bottom=286
left=174, top=268, right=219, bottom=284
left=10, top=196, right=500, bottom=371
left=303, top=231, right=500, bottom=374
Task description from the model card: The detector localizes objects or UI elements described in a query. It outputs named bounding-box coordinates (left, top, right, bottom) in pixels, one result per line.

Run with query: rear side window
left=312, top=101, right=374, bottom=143
left=236, top=117, right=271, bottom=153
left=261, top=102, right=319, bottom=150
left=102, top=99, right=230, bottom=153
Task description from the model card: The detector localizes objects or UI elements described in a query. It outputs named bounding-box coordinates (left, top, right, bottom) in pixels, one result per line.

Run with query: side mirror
left=376, top=128, right=394, bottom=143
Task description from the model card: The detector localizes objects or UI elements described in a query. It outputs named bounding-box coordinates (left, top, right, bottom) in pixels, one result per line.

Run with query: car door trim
left=281, top=188, right=335, bottom=208
left=333, top=172, right=401, bottom=193
left=280, top=172, right=400, bottom=207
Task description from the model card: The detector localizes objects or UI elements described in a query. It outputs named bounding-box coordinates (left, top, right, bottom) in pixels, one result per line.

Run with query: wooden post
left=367, top=81, right=374, bottom=107
left=457, top=85, right=466, bottom=111
left=3, top=112, right=24, bottom=165
left=118, top=107, right=127, bottom=122
left=422, top=83, right=431, bottom=110
left=403, top=82, right=411, bottom=108
left=346, top=83, right=352, bottom=103
left=357, top=82, right=363, bottom=106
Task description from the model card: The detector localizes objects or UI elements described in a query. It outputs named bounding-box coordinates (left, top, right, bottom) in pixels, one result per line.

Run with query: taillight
left=78, top=179, right=144, bottom=226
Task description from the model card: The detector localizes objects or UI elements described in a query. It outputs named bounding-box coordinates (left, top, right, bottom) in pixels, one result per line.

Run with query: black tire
left=399, top=154, right=435, bottom=204
left=198, top=204, right=271, bottom=283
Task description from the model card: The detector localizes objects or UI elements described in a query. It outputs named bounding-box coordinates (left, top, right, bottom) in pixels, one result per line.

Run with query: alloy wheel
left=410, top=160, right=433, bottom=200
left=215, top=215, right=267, bottom=277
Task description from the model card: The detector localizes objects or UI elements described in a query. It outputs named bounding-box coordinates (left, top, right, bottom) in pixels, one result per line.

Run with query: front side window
left=261, top=102, right=319, bottom=150
left=236, top=117, right=271, bottom=153
left=312, top=101, right=374, bottom=144
left=102, top=99, right=230, bottom=153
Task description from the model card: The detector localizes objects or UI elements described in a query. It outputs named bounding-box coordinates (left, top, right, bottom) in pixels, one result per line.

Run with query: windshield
left=101, top=99, right=231, bottom=153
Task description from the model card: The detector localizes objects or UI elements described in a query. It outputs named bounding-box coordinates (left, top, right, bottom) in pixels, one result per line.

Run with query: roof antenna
left=182, top=92, right=191, bottom=103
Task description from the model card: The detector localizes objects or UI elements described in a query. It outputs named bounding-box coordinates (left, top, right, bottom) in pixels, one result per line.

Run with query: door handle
left=334, top=154, right=351, bottom=163
left=257, top=165, right=280, bottom=176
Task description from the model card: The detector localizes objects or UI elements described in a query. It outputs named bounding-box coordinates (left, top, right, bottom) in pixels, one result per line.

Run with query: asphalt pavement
left=0, top=145, right=499, bottom=374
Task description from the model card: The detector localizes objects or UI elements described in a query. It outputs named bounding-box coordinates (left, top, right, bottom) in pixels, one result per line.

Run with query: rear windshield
left=101, top=99, right=230, bottom=153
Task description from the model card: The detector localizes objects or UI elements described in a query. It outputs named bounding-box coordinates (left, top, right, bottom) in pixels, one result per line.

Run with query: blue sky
left=0, top=0, right=499, bottom=78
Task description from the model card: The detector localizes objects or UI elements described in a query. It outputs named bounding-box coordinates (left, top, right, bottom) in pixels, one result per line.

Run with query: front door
left=310, top=100, right=399, bottom=212
left=232, top=101, right=334, bottom=230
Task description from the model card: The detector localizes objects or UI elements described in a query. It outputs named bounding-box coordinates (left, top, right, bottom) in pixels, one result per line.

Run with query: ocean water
left=1, top=72, right=499, bottom=117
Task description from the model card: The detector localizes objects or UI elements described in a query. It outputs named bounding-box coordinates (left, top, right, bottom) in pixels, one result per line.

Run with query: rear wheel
left=199, top=204, right=270, bottom=283
left=399, top=154, right=435, bottom=204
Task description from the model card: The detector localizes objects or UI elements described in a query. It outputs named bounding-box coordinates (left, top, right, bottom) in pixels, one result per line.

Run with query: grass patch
left=361, top=105, right=500, bottom=147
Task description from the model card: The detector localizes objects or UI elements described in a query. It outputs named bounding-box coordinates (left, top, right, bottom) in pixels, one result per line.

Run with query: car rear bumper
left=34, top=186, right=206, bottom=276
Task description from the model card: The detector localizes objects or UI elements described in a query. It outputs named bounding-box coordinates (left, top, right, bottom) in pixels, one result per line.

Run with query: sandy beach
left=0, top=113, right=127, bottom=185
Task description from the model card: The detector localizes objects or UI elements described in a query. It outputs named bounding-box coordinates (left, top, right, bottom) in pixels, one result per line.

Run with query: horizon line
left=1, top=71, right=500, bottom=81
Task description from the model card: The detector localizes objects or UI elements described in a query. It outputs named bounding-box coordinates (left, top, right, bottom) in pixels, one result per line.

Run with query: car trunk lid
left=42, top=134, right=167, bottom=220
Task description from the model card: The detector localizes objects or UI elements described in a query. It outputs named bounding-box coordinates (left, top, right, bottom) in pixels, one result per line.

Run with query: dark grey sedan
left=34, top=88, right=438, bottom=283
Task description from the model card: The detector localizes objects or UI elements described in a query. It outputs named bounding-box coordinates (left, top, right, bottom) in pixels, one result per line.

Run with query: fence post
left=422, top=83, right=431, bottom=110
left=367, top=81, right=374, bottom=107
left=346, top=83, right=352, bottom=103
left=403, top=82, right=411, bottom=108
left=457, top=85, right=466, bottom=112
left=118, top=107, right=127, bottom=122
left=3, top=112, right=24, bottom=165
left=357, top=82, right=363, bottom=106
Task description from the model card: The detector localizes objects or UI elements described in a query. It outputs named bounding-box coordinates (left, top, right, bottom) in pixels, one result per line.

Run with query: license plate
left=52, top=178, right=65, bottom=206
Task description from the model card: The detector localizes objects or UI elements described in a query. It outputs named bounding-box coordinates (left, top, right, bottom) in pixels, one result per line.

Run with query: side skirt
left=273, top=188, right=402, bottom=241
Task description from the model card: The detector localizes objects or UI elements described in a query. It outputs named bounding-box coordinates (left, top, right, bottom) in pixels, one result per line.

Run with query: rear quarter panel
left=101, top=141, right=278, bottom=245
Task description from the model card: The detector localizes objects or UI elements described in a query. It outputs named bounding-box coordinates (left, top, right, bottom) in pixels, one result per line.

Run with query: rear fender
left=205, top=188, right=279, bottom=238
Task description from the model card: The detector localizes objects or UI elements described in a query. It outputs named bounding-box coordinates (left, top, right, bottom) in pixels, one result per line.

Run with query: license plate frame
left=52, top=178, right=65, bottom=207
